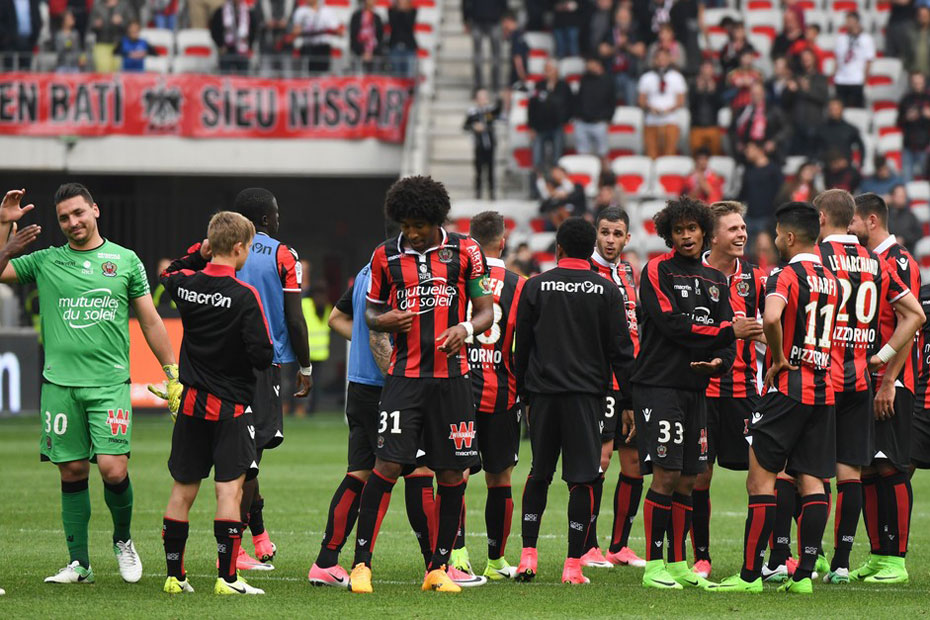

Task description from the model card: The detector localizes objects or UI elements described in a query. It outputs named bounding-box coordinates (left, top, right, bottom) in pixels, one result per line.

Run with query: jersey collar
left=486, top=257, right=505, bottom=268
left=702, top=251, right=742, bottom=279
left=590, top=250, right=614, bottom=269
left=789, top=252, right=822, bottom=264
left=823, top=234, right=860, bottom=245
left=559, top=258, right=592, bottom=270
left=397, top=227, right=448, bottom=256
left=204, top=263, right=236, bottom=277
left=873, top=235, right=897, bottom=256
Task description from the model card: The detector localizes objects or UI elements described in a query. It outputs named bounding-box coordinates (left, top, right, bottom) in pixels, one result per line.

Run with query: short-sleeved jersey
left=873, top=236, right=923, bottom=393
left=367, top=228, right=489, bottom=379
left=11, top=239, right=149, bottom=387
left=818, top=235, right=910, bottom=393
left=914, top=284, right=930, bottom=411
left=765, top=253, right=839, bottom=406
left=704, top=256, right=767, bottom=399
left=590, top=252, right=640, bottom=356
left=467, top=257, right=524, bottom=413
left=236, top=232, right=301, bottom=364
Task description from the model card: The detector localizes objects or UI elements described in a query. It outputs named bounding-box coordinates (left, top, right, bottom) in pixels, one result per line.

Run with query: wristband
left=299, top=365, right=313, bottom=376
left=876, top=344, right=897, bottom=364
left=459, top=321, right=475, bottom=338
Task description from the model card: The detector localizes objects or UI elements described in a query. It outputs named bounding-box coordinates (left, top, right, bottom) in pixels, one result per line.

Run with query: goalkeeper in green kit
left=0, top=184, right=181, bottom=585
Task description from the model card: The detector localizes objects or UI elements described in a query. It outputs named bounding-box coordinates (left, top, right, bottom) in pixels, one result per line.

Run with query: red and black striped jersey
left=367, top=228, right=489, bottom=379
left=467, top=258, right=525, bottom=413
left=818, top=235, right=910, bottom=393
left=765, top=253, right=839, bottom=406
left=704, top=256, right=767, bottom=399
left=873, top=236, right=923, bottom=393
left=591, top=252, right=640, bottom=357
left=914, top=284, right=930, bottom=410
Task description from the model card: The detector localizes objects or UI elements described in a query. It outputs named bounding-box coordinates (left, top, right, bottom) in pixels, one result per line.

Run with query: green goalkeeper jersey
left=11, top=239, right=150, bottom=387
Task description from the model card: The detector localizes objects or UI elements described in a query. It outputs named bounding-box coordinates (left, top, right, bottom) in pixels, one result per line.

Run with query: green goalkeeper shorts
left=39, top=383, right=133, bottom=464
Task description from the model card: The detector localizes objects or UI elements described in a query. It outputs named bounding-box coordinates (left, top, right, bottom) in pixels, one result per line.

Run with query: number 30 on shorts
left=379, top=410, right=401, bottom=434
left=657, top=420, right=683, bottom=444
left=44, top=411, right=68, bottom=435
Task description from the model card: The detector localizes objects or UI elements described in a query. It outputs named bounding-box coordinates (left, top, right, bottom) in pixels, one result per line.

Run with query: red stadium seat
left=530, top=218, right=547, bottom=233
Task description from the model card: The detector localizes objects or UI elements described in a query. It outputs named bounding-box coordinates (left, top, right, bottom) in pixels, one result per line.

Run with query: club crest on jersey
left=101, top=261, right=117, bottom=277
left=736, top=281, right=750, bottom=297
left=656, top=444, right=667, bottom=458
left=377, top=435, right=385, bottom=448
left=438, top=248, right=454, bottom=263
left=708, top=285, right=720, bottom=302
left=449, top=421, right=476, bottom=450
left=418, top=263, right=431, bottom=280
left=107, top=409, right=129, bottom=435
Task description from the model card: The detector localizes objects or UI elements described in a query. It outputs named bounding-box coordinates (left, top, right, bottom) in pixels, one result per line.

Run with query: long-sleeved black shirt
left=632, top=250, right=736, bottom=391
left=161, top=247, right=274, bottom=414
left=514, top=258, right=634, bottom=405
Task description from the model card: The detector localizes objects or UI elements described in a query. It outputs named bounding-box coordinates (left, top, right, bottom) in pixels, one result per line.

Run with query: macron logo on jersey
left=176, top=286, right=232, bottom=308
left=540, top=280, right=604, bottom=294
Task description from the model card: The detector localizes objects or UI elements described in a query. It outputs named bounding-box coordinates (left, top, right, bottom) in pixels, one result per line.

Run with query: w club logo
left=449, top=421, right=476, bottom=450
left=107, top=409, right=129, bottom=435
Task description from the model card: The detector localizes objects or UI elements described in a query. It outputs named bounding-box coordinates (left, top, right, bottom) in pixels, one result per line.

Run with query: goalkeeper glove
left=147, top=364, right=182, bottom=421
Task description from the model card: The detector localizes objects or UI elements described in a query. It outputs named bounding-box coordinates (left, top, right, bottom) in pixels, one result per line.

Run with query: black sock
left=429, top=480, right=466, bottom=571
left=609, top=474, right=643, bottom=553
left=486, top=485, right=513, bottom=560
left=667, top=492, right=692, bottom=564
left=585, top=474, right=604, bottom=552
left=454, top=486, right=467, bottom=551
left=643, top=489, right=672, bottom=562
left=316, top=474, right=365, bottom=568
left=403, top=474, right=435, bottom=568
left=794, top=494, right=828, bottom=581
left=521, top=474, right=550, bottom=548
left=768, top=478, right=796, bottom=568
left=740, top=494, right=776, bottom=582
left=249, top=497, right=266, bottom=537
left=215, top=520, right=242, bottom=583
left=162, top=518, right=188, bottom=579
left=819, top=480, right=831, bottom=557
left=861, top=475, right=883, bottom=554
left=882, top=471, right=913, bottom=558
left=568, top=483, right=594, bottom=559
left=691, top=487, right=711, bottom=562
left=353, top=471, right=396, bottom=568
left=831, top=479, right=862, bottom=571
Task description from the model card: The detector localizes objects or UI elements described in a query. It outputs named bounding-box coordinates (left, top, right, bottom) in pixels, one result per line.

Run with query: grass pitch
left=1, top=413, right=929, bottom=618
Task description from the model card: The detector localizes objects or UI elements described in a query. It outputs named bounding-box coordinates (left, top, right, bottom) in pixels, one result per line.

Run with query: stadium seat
left=843, top=108, right=870, bottom=137
left=868, top=57, right=902, bottom=93
left=175, top=29, right=218, bottom=72
left=508, top=103, right=532, bottom=169
left=609, top=106, right=644, bottom=157
left=872, top=108, right=899, bottom=136
left=527, top=56, right=547, bottom=82
left=558, top=154, right=601, bottom=198
left=828, top=0, right=863, bottom=13
left=640, top=228, right=670, bottom=260
left=141, top=28, right=174, bottom=57
left=638, top=200, right=667, bottom=236
left=525, top=32, right=555, bottom=59
left=703, top=30, right=729, bottom=56
left=744, top=10, right=781, bottom=41
left=866, top=83, right=902, bottom=112
left=558, top=56, right=585, bottom=86
left=909, top=181, right=930, bottom=209
left=708, top=155, right=736, bottom=194
left=745, top=0, right=775, bottom=10
left=877, top=133, right=903, bottom=172
left=653, top=156, right=695, bottom=196
left=611, top=156, right=653, bottom=196
left=144, top=56, right=171, bottom=73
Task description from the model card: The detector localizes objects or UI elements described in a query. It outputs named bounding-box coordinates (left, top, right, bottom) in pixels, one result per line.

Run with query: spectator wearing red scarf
left=349, top=0, right=384, bottom=70
left=726, top=48, right=762, bottom=112
left=731, top=82, right=791, bottom=162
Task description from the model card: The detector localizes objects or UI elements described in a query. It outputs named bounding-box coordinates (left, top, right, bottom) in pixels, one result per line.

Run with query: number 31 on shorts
left=379, top=410, right=401, bottom=434
left=44, top=411, right=68, bottom=435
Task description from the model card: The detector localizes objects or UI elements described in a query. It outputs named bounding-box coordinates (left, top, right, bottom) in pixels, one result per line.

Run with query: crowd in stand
left=0, top=0, right=422, bottom=73
left=460, top=0, right=930, bottom=243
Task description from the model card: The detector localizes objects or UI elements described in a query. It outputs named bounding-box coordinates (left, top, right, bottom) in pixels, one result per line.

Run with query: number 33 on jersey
left=465, top=257, right=525, bottom=414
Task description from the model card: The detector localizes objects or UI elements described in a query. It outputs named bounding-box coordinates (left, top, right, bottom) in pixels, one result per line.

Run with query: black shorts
left=346, top=381, right=383, bottom=472
left=168, top=413, right=258, bottom=483
left=251, top=365, right=284, bottom=452
left=601, top=391, right=621, bottom=443
left=835, top=388, right=874, bottom=467
left=526, top=393, right=601, bottom=483
left=377, top=375, right=480, bottom=473
left=749, top=391, right=835, bottom=479
left=706, top=394, right=757, bottom=471
left=633, top=384, right=708, bottom=476
left=477, top=405, right=521, bottom=474
left=873, top=386, right=914, bottom=472
left=911, top=407, right=930, bottom=469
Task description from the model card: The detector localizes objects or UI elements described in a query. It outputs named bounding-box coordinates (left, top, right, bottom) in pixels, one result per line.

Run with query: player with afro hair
left=654, top=195, right=715, bottom=252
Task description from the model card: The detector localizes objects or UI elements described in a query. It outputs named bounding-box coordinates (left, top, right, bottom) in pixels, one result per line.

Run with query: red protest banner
left=0, top=72, right=415, bottom=142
